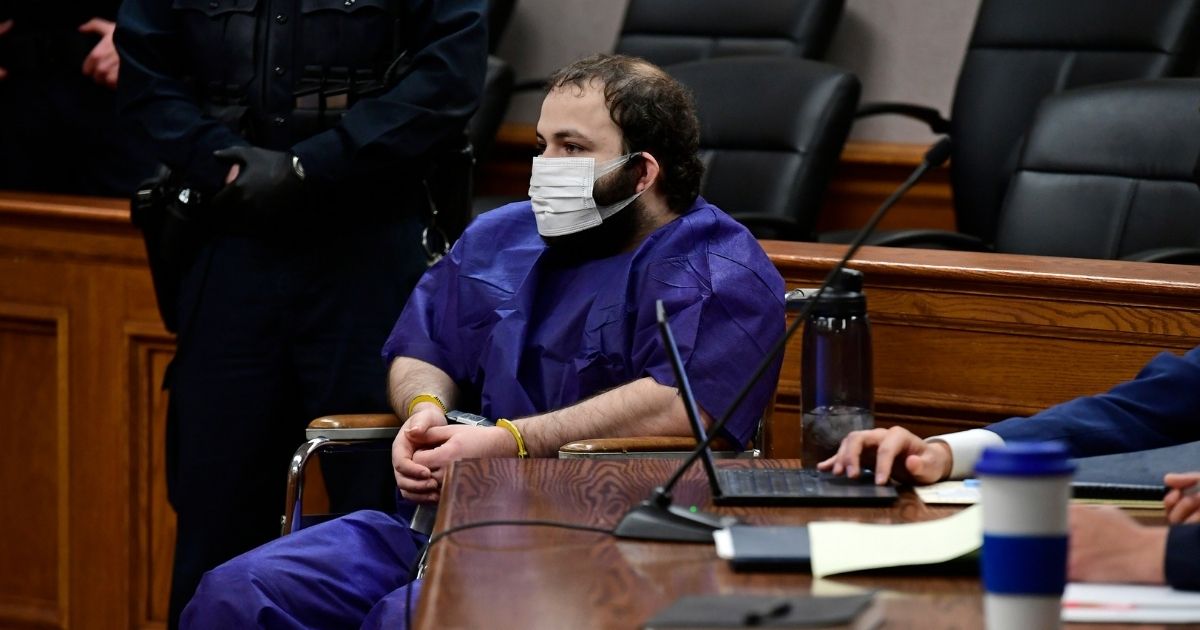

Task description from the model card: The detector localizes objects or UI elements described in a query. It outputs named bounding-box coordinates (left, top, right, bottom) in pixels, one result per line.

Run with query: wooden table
left=415, top=458, right=1190, bottom=629
left=416, top=458, right=973, bottom=629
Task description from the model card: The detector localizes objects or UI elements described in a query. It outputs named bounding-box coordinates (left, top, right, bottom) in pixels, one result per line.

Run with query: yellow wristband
left=407, top=393, right=446, bottom=417
left=496, top=418, right=529, bottom=459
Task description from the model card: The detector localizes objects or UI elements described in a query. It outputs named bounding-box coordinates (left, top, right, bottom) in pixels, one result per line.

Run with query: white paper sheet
left=807, top=505, right=982, bottom=579
left=914, top=480, right=980, bottom=505
left=1062, top=583, right=1200, bottom=624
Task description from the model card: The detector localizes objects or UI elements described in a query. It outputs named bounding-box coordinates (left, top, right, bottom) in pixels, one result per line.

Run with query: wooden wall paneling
left=0, top=192, right=172, bottom=629
left=816, top=142, right=955, bottom=234
left=61, top=217, right=141, bottom=629
left=762, top=241, right=1200, bottom=460
left=127, top=325, right=175, bottom=630
left=0, top=305, right=68, bottom=629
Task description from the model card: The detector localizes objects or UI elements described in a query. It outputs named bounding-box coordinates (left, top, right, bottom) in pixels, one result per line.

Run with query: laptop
left=656, top=301, right=898, bottom=506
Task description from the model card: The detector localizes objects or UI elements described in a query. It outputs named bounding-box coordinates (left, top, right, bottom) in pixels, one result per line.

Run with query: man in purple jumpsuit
left=182, top=54, right=785, bottom=628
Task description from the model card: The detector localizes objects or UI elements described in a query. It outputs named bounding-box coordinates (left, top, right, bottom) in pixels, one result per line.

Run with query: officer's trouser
left=164, top=212, right=426, bottom=627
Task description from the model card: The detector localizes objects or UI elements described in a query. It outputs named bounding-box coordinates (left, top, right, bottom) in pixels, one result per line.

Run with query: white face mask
left=528, top=153, right=649, bottom=237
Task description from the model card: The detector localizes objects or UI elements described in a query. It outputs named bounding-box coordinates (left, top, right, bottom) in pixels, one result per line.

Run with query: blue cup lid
left=974, top=441, right=1075, bottom=477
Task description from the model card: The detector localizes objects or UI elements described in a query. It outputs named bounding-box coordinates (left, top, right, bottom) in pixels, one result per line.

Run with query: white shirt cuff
left=927, top=429, right=1005, bottom=479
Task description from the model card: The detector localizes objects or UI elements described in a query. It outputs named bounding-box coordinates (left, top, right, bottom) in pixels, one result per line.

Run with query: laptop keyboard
left=719, top=469, right=821, bottom=496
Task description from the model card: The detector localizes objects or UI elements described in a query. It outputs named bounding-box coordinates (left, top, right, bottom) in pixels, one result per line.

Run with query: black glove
left=211, top=146, right=307, bottom=227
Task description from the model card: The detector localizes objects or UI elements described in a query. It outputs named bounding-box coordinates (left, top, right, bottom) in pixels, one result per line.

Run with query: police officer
left=113, top=1, right=486, bottom=625
left=0, top=1, right=155, bottom=195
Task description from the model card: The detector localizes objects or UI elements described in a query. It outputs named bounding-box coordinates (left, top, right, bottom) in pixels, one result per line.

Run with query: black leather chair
left=668, top=56, right=859, bottom=241
left=458, top=1, right=518, bottom=221
left=993, top=79, right=1200, bottom=263
left=424, top=54, right=515, bottom=247
left=468, top=55, right=515, bottom=166
left=511, top=0, right=844, bottom=94
left=615, top=0, right=844, bottom=66
left=485, top=0, right=847, bottom=220
left=472, top=0, right=517, bottom=164
left=487, top=0, right=516, bottom=54
left=825, top=0, right=1200, bottom=250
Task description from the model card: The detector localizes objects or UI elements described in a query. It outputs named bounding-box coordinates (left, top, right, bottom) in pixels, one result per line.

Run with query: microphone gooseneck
left=613, top=137, right=953, bottom=542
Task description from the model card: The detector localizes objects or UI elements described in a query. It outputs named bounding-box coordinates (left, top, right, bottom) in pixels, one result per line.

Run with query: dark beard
left=540, top=163, right=645, bottom=264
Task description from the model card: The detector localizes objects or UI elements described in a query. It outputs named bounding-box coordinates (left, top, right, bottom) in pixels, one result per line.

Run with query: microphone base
left=613, top=499, right=738, bottom=543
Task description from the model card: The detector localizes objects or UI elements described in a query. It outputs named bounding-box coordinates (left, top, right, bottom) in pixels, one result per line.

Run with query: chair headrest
left=666, top=56, right=860, bottom=152
left=971, top=0, right=1200, bottom=52
left=1020, top=78, right=1200, bottom=181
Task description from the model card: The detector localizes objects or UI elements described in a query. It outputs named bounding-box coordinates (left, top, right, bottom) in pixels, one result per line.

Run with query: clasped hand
left=391, top=406, right=517, bottom=503
left=213, top=147, right=305, bottom=227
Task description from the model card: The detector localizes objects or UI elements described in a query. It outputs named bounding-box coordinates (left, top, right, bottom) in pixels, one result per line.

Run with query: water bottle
left=800, top=268, right=874, bottom=469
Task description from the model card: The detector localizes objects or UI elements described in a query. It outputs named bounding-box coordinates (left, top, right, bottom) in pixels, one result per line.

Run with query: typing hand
left=816, top=426, right=951, bottom=485
left=1069, top=505, right=1167, bottom=584
left=0, top=20, right=12, bottom=80
left=79, top=18, right=119, bottom=88
left=391, top=404, right=448, bottom=503
left=1163, top=471, right=1200, bottom=525
left=411, top=425, right=520, bottom=486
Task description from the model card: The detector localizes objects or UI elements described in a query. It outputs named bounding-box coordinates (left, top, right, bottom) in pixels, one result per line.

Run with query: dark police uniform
left=0, top=1, right=155, bottom=195
left=113, top=0, right=486, bottom=625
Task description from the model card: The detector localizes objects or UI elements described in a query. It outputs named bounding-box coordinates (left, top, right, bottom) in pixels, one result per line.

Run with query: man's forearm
left=291, top=0, right=486, bottom=185
left=114, top=0, right=249, bottom=193
left=513, top=377, right=697, bottom=457
left=388, top=357, right=459, bottom=420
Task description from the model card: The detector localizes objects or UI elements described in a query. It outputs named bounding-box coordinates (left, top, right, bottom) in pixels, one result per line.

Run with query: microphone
left=614, top=137, right=953, bottom=542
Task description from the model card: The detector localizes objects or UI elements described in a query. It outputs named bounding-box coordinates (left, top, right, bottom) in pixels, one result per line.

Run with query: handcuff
left=445, top=410, right=496, bottom=427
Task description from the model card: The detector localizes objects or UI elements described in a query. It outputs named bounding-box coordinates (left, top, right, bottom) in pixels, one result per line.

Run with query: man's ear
left=633, top=152, right=661, bottom=194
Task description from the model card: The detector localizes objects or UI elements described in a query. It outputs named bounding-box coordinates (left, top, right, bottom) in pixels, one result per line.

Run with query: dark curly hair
left=547, top=54, right=704, bottom=214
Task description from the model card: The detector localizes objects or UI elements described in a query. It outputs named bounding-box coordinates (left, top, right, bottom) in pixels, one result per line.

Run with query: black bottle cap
left=786, top=268, right=867, bottom=317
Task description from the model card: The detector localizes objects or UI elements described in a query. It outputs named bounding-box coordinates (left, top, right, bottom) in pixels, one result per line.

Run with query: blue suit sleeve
left=1166, top=524, right=1200, bottom=591
left=291, top=0, right=487, bottom=187
left=115, top=0, right=249, bottom=193
left=989, top=346, right=1200, bottom=457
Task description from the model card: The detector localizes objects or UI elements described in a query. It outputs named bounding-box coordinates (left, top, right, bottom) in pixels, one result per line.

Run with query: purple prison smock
left=383, top=196, right=785, bottom=446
